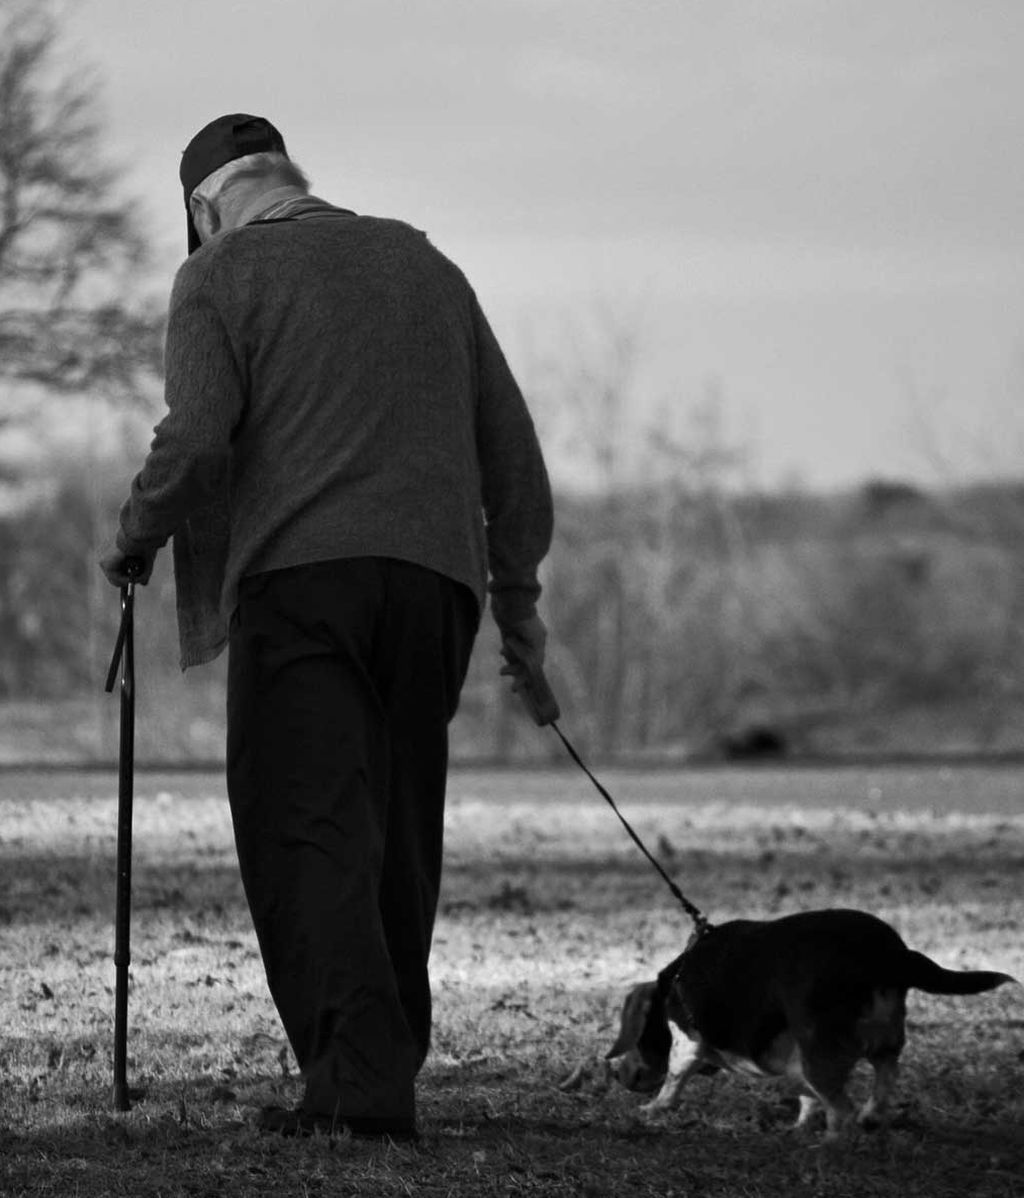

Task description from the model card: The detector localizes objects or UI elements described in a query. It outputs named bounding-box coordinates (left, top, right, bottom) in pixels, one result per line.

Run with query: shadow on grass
left=3, top=1062, right=1024, bottom=1198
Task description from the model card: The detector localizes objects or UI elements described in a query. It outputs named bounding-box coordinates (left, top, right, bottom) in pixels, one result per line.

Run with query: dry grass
left=1, top=765, right=1022, bottom=1197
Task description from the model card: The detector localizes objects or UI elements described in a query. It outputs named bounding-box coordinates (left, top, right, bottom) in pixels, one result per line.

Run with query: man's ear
left=190, top=193, right=220, bottom=243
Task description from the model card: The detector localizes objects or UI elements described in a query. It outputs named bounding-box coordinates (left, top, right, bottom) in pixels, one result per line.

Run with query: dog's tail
left=903, top=950, right=1015, bottom=996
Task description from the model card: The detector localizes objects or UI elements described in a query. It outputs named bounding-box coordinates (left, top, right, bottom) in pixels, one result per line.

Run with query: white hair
left=190, top=151, right=310, bottom=207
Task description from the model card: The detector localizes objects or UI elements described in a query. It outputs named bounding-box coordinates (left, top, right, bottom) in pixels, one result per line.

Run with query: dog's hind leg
left=855, top=987, right=905, bottom=1130
left=640, top=1022, right=704, bottom=1115
left=858, top=1053, right=899, bottom=1129
left=798, top=1050, right=858, bottom=1141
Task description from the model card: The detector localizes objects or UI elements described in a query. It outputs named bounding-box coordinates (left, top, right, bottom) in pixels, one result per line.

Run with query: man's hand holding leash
left=500, top=614, right=560, bottom=726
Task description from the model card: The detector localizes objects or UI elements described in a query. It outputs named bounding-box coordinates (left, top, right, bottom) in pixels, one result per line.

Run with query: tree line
left=3, top=462, right=1023, bottom=762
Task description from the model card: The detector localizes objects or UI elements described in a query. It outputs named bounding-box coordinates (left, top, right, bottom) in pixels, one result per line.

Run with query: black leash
left=516, top=669, right=712, bottom=935
left=550, top=722, right=712, bottom=936
left=529, top=690, right=711, bottom=936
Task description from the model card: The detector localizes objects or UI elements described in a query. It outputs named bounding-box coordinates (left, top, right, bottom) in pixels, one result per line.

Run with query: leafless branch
left=0, top=1, right=162, bottom=411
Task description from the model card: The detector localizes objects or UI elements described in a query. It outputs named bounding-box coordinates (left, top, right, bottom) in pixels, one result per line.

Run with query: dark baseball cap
left=180, top=114, right=288, bottom=254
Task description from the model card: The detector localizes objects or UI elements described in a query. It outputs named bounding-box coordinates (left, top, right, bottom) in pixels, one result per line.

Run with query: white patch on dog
left=640, top=1021, right=703, bottom=1114
left=793, top=1093, right=820, bottom=1129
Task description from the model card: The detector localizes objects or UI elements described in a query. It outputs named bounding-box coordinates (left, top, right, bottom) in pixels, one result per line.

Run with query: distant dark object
left=718, top=725, right=788, bottom=761
left=895, top=550, right=931, bottom=587
left=656, top=833, right=677, bottom=861
left=860, top=478, right=927, bottom=517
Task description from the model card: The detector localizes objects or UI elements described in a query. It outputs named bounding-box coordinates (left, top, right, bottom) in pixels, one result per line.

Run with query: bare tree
left=519, top=305, right=755, bottom=755
left=0, top=1, right=166, bottom=739
left=0, top=1, right=163, bottom=417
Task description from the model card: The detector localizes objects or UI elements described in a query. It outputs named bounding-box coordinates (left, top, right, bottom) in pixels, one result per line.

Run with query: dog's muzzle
left=608, top=1052, right=666, bottom=1093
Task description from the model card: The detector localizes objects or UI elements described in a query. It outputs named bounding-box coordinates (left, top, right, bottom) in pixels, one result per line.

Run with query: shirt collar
left=246, top=192, right=349, bottom=225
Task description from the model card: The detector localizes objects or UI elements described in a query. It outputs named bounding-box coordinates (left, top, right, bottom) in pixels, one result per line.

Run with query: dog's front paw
left=790, top=1094, right=821, bottom=1132
left=857, top=1108, right=888, bottom=1133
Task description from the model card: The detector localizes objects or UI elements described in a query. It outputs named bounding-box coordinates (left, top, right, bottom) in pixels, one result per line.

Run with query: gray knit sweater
left=118, top=200, right=553, bottom=668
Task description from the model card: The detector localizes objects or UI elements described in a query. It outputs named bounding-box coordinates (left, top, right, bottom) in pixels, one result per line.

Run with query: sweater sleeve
left=118, top=263, right=244, bottom=556
left=472, top=292, right=554, bottom=632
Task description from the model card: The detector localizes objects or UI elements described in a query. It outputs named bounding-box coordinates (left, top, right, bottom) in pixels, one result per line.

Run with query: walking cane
left=104, top=559, right=143, bottom=1112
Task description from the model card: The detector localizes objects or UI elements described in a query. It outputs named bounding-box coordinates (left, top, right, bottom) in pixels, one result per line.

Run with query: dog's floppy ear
left=606, top=982, right=657, bottom=1058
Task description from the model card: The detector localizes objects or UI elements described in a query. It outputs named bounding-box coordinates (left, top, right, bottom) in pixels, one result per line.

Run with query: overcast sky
left=60, top=0, right=1024, bottom=491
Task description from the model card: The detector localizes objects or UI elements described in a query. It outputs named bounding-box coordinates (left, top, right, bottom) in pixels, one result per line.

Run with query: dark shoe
left=256, top=1105, right=418, bottom=1142
left=344, top=1114, right=418, bottom=1142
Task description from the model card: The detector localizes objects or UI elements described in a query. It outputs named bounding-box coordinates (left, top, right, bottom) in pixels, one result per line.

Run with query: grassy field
left=0, top=764, right=1022, bottom=1197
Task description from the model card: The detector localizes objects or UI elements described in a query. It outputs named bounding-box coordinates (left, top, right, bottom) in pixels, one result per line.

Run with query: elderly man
left=100, top=114, right=555, bottom=1140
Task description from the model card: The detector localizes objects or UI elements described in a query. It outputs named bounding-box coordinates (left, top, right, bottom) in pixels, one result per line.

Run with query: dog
left=604, top=909, right=1014, bottom=1139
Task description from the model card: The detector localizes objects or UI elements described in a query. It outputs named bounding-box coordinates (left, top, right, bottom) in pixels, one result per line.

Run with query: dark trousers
left=226, top=557, right=479, bottom=1119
